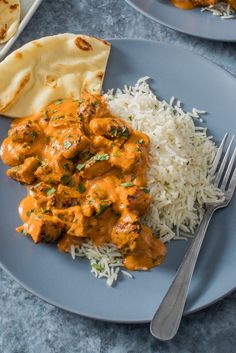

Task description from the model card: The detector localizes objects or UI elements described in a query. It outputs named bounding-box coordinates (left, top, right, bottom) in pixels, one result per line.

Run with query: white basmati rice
left=201, top=2, right=235, bottom=19
left=71, top=242, right=123, bottom=286
left=70, top=77, right=224, bottom=285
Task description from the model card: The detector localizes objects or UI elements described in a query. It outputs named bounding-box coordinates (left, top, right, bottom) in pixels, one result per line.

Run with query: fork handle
left=150, top=207, right=214, bottom=341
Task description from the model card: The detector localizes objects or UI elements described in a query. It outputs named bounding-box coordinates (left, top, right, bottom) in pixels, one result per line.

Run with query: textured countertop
left=1, top=1, right=236, bottom=352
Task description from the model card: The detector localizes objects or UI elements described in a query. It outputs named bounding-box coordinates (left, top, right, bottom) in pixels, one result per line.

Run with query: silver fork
left=150, top=133, right=236, bottom=341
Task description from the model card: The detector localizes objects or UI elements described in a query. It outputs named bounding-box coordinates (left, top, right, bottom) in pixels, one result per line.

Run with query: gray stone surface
left=0, top=0, right=236, bottom=352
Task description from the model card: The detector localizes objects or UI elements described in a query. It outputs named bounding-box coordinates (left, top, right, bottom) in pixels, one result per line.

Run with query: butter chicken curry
left=171, top=0, right=236, bottom=10
left=0, top=93, right=166, bottom=271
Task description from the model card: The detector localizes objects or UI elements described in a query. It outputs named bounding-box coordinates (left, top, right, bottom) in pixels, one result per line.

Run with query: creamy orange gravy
left=171, top=0, right=195, bottom=9
left=0, top=93, right=166, bottom=271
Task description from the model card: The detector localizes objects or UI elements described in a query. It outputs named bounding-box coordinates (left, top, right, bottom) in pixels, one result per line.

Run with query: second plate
left=126, top=0, right=236, bottom=42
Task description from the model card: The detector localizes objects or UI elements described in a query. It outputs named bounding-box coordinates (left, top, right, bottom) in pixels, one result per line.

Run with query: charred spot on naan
left=75, top=37, right=93, bottom=51
left=10, top=4, right=19, bottom=10
left=97, top=72, right=104, bottom=80
left=32, top=40, right=43, bottom=48
left=15, top=51, right=23, bottom=59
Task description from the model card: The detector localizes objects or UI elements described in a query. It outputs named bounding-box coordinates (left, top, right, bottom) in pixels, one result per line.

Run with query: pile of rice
left=71, top=78, right=224, bottom=285
left=201, top=2, right=235, bottom=19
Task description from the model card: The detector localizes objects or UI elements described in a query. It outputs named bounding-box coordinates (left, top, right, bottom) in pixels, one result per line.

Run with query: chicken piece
left=90, top=118, right=131, bottom=147
left=111, top=212, right=141, bottom=251
left=47, top=185, right=82, bottom=209
left=81, top=154, right=111, bottom=179
left=123, top=225, right=167, bottom=271
left=23, top=213, right=64, bottom=243
left=92, top=136, right=113, bottom=150
left=9, top=121, right=40, bottom=144
left=87, top=208, right=117, bottom=245
left=110, top=148, right=138, bottom=173
left=62, top=135, right=90, bottom=159
left=34, top=163, right=54, bottom=183
left=52, top=205, right=88, bottom=237
left=7, top=157, right=40, bottom=184
left=117, top=187, right=151, bottom=215
left=35, top=157, right=74, bottom=184
left=68, top=212, right=88, bottom=237
left=77, top=93, right=109, bottom=127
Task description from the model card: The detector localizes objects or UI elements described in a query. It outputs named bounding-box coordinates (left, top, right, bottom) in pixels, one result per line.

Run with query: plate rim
left=125, top=0, right=236, bottom=42
left=0, top=37, right=236, bottom=323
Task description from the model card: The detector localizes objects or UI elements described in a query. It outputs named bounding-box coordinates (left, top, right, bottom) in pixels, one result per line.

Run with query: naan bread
left=0, top=0, right=20, bottom=44
left=0, top=34, right=111, bottom=117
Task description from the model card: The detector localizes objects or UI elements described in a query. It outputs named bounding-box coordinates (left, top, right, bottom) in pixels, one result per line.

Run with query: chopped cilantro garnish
left=93, top=153, right=109, bottom=161
left=76, top=163, right=85, bottom=171
left=54, top=99, right=65, bottom=105
left=122, top=128, right=130, bottom=139
left=92, top=263, right=103, bottom=271
left=77, top=183, right=85, bottom=194
left=110, top=126, right=118, bottom=137
left=26, top=209, right=35, bottom=217
left=46, top=187, right=56, bottom=196
left=52, top=115, right=64, bottom=120
left=68, top=179, right=74, bottom=188
left=22, top=228, right=27, bottom=236
left=31, top=131, right=38, bottom=139
left=78, top=113, right=84, bottom=121
left=112, top=151, right=120, bottom=157
left=91, top=101, right=99, bottom=108
left=63, top=163, right=70, bottom=171
left=120, top=182, right=135, bottom=188
left=95, top=201, right=111, bottom=217
left=60, top=175, right=71, bottom=185
left=64, top=141, right=72, bottom=150
left=140, top=187, right=150, bottom=193
left=109, top=126, right=130, bottom=139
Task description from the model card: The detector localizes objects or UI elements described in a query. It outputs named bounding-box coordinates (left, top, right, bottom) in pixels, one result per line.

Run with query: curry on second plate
left=171, top=0, right=236, bottom=10
left=1, top=92, right=166, bottom=271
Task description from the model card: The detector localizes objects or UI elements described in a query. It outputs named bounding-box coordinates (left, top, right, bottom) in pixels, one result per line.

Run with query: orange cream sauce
left=171, top=0, right=195, bottom=9
left=0, top=93, right=166, bottom=271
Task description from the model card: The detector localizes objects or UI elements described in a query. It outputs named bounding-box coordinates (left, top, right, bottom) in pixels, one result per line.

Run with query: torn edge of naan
left=0, top=34, right=111, bottom=117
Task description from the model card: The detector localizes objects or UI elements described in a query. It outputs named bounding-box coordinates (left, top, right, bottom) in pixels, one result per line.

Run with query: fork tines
left=212, top=133, right=236, bottom=193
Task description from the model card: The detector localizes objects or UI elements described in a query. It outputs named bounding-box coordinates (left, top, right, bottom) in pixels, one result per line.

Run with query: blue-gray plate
left=126, top=0, right=236, bottom=42
left=0, top=39, right=236, bottom=323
